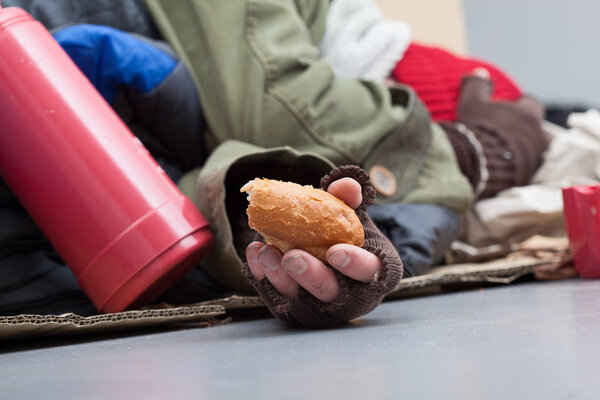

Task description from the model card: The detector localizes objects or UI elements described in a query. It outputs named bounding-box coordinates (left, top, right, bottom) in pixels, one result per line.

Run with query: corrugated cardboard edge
left=196, top=294, right=264, bottom=310
left=0, top=304, right=225, bottom=341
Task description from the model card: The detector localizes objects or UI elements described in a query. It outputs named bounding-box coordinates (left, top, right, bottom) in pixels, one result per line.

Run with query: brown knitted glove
left=441, top=75, right=550, bottom=199
left=241, top=165, right=403, bottom=328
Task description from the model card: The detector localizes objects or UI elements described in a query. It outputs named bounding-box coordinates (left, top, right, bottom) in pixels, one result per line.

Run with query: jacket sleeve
left=241, top=165, right=403, bottom=328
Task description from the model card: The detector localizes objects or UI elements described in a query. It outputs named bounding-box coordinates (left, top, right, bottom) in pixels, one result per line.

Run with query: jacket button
left=369, top=165, right=397, bottom=197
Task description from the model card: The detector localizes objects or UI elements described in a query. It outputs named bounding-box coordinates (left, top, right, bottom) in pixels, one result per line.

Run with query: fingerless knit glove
left=242, top=165, right=403, bottom=328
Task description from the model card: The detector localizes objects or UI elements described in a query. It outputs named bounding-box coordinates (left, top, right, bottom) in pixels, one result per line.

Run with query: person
left=0, top=0, right=469, bottom=326
left=140, top=0, right=479, bottom=326
left=143, top=0, right=472, bottom=263
left=4, top=0, right=545, bottom=328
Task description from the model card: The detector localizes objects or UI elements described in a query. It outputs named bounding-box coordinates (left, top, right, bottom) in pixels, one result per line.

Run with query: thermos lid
left=76, top=196, right=214, bottom=313
left=0, top=7, right=32, bottom=32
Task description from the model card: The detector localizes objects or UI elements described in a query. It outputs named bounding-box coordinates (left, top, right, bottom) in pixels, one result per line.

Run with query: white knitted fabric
left=319, top=0, right=412, bottom=82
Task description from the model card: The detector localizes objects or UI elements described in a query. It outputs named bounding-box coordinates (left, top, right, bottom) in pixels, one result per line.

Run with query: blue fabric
left=368, top=203, right=459, bottom=277
left=53, top=24, right=176, bottom=103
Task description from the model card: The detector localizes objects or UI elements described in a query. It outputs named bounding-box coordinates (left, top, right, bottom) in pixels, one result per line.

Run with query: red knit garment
left=392, top=42, right=522, bottom=122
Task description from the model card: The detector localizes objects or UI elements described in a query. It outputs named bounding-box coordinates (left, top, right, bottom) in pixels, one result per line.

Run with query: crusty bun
left=240, top=178, right=364, bottom=262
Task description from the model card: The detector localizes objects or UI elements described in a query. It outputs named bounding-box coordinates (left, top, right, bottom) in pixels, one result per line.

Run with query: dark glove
left=441, top=75, right=551, bottom=199
left=242, top=165, right=403, bottom=328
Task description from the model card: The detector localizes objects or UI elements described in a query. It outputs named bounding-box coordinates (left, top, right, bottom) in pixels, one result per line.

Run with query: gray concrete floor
left=2, top=278, right=599, bottom=399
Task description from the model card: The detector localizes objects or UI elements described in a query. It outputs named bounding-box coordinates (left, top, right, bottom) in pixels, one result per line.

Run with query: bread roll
left=241, top=178, right=364, bottom=262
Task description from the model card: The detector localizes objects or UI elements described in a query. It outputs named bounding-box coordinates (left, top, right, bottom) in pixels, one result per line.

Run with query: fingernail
left=327, top=250, right=350, bottom=268
left=247, top=243, right=262, bottom=265
left=284, top=255, right=307, bottom=275
left=260, top=250, right=281, bottom=271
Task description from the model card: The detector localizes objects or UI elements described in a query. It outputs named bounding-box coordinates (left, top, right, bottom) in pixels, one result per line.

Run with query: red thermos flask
left=0, top=7, right=214, bottom=313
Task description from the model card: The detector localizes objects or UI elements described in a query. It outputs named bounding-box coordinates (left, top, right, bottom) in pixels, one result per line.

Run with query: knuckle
left=268, top=273, right=298, bottom=298
left=310, top=273, right=338, bottom=302
left=312, top=273, right=329, bottom=293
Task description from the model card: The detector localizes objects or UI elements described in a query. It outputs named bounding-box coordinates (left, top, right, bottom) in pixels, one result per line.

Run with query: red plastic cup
left=0, top=7, right=214, bottom=313
left=562, top=185, right=600, bottom=278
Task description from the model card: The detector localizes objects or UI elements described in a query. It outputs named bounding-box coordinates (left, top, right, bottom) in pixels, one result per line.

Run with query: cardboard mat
left=0, top=236, right=571, bottom=341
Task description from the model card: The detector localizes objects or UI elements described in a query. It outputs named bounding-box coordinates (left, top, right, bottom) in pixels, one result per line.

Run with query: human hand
left=245, top=177, right=382, bottom=303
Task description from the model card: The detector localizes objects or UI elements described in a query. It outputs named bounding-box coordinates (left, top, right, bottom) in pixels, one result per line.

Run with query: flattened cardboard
left=0, top=237, right=571, bottom=341
left=0, top=304, right=225, bottom=341
left=389, top=256, right=549, bottom=297
left=389, top=235, right=571, bottom=295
